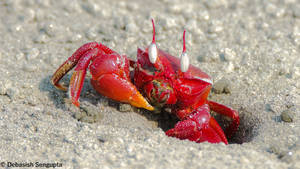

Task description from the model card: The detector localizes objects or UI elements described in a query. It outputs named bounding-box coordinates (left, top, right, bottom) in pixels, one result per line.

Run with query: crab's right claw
left=51, top=42, right=154, bottom=111
left=89, top=53, right=154, bottom=111
left=91, top=74, right=154, bottom=111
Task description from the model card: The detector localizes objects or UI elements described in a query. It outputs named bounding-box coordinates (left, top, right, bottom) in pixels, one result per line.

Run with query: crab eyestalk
left=180, top=30, right=189, bottom=72
left=148, top=19, right=158, bottom=64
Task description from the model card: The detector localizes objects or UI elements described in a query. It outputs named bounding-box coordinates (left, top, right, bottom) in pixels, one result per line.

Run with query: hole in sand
left=213, top=106, right=261, bottom=144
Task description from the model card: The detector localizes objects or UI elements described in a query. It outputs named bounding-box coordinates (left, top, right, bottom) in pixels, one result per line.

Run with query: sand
left=0, top=0, right=299, bottom=168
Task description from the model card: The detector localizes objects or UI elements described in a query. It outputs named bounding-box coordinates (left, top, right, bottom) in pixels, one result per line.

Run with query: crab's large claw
left=51, top=42, right=153, bottom=111
left=166, top=104, right=228, bottom=144
left=89, top=53, right=154, bottom=111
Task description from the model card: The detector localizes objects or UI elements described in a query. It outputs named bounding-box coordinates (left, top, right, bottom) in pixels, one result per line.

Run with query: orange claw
left=51, top=42, right=153, bottom=110
left=91, top=74, right=154, bottom=111
left=89, top=52, right=154, bottom=111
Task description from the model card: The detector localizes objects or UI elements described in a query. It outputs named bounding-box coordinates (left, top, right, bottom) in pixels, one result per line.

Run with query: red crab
left=51, top=19, right=239, bottom=144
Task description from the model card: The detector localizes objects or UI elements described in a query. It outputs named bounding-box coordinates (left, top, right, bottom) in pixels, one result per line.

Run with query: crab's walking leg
left=208, top=101, right=240, bottom=139
left=166, top=104, right=228, bottom=144
left=51, top=42, right=101, bottom=91
left=68, top=48, right=99, bottom=106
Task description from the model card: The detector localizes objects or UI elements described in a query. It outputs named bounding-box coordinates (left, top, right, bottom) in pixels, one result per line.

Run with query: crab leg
left=51, top=42, right=102, bottom=91
left=68, top=48, right=99, bottom=106
left=208, top=101, right=240, bottom=139
left=166, top=104, right=228, bottom=144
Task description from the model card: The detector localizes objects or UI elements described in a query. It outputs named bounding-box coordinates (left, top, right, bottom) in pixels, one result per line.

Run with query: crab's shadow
left=39, top=75, right=67, bottom=110
left=39, top=74, right=106, bottom=110
left=137, top=109, right=179, bottom=132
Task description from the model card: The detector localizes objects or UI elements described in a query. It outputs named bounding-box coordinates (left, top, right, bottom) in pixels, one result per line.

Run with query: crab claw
left=89, top=52, right=154, bottom=111
left=51, top=42, right=153, bottom=111
left=166, top=104, right=228, bottom=144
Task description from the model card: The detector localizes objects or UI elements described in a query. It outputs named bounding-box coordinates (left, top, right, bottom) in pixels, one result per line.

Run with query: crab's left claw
left=166, top=104, right=228, bottom=144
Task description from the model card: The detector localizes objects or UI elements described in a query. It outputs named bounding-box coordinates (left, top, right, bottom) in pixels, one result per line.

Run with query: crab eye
left=180, top=30, right=189, bottom=72
left=149, top=18, right=158, bottom=64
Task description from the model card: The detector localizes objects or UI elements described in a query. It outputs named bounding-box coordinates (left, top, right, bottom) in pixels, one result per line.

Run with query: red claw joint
left=51, top=19, right=239, bottom=145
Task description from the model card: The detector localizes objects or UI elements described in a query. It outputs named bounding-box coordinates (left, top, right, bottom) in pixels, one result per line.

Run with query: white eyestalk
left=180, top=30, right=189, bottom=72
left=180, top=51, right=189, bottom=72
left=149, top=19, right=158, bottom=64
left=149, top=43, right=157, bottom=64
